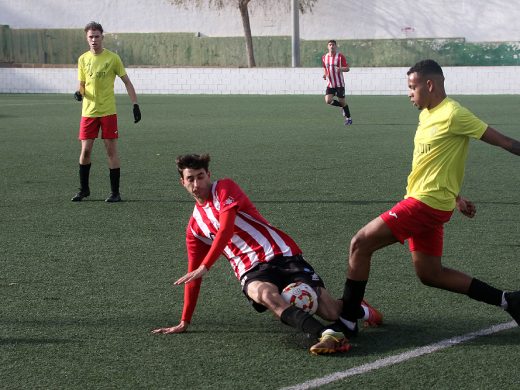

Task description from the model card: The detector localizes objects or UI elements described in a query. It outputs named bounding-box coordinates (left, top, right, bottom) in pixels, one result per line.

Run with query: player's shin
left=79, top=163, right=91, bottom=192
left=467, top=278, right=503, bottom=306
left=280, top=305, right=325, bottom=338
left=109, top=167, right=120, bottom=195
left=341, top=278, right=367, bottom=321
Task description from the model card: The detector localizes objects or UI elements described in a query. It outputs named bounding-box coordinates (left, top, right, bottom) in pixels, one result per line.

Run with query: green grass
left=1, top=94, right=520, bottom=389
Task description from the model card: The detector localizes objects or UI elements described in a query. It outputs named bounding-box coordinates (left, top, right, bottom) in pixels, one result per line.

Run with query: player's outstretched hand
left=174, top=265, right=208, bottom=285
left=456, top=195, right=476, bottom=218
left=151, top=321, right=189, bottom=334
left=133, top=103, right=141, bottom=123
left=73, top=91, right=83, bottom=102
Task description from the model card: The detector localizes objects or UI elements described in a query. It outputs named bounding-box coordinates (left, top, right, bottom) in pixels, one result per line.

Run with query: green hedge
left=1, top=26, right=519, bottom=67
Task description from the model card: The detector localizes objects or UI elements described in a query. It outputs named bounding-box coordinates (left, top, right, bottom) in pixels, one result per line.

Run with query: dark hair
left=176, top=153, right=211, bottom=177
left=407, top=59, right=443, bottom=77
left=84, top=21, right=103, bottom=34
left=328, top=39, right=337, bottom=45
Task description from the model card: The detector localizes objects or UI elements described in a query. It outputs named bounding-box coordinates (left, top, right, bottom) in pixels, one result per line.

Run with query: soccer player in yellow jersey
left=71, top=21, right=141, bottom=203
left=336, top=59, right=520, bottom=336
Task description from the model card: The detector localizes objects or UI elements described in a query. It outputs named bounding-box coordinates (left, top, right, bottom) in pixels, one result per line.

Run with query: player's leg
left=246, top=280, right=325, bottom=336
left=246, top=280, right=350, bottom=354
left=72, top=117, right=99, bottom=201
left=101, top=114, right=121, bottom=202
left=412, top=251, right=520, bottom=324
left=336, top=88, right=352, bottom=125
left=72, top=138, right=95, bottom=201
left=315, top=287, right=341, bottom=321
left=412, top=252, right=473, bottom=293
left=338, top=216, right=397, bottom=333
left=103, top=138, right=121, bottom=202
left=324, top=93, right=334, bottom=105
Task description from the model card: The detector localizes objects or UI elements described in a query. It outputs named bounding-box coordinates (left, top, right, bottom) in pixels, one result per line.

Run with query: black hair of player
left=176, top=154, right=211, bottom=177
left=84, top=21, right=103, bottom=34
left=407, top=59, right=444, bottom=77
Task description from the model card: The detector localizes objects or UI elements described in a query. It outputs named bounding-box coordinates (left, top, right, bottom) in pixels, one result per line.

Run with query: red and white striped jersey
left=186, top=178, right=302, bottom=280
left=322, top=52, right=348, bottom=88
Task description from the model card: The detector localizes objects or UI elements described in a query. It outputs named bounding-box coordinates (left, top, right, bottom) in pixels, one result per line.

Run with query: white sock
left=339, top=316, right=357, bottom=331
left=362, top=305, right=370, bottom=320
left=501, top=292, right=508, bottom=310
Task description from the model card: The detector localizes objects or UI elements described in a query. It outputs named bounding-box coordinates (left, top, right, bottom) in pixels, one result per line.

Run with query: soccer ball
left=281, top=282, right=318, bottom=314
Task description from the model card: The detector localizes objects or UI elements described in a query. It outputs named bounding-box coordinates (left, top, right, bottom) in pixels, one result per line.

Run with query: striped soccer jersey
left=322, top=52, right=348, bottom=88
left=186, top=178, right=302, bottom=280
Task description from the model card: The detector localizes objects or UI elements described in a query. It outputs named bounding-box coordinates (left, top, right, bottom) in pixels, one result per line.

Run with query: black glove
left=74, top=91, right=83, bottom=102
left=133, top=104, right=141, bottom=123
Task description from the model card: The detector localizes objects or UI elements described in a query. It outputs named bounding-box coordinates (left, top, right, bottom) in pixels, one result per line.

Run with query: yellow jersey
left=78, top=49, right=126, bottom=117
left=405, top=97, right=487, bottom=211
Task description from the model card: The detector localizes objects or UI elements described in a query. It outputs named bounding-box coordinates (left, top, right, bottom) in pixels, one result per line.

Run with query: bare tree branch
left=167, top=0, right=319, bottom=67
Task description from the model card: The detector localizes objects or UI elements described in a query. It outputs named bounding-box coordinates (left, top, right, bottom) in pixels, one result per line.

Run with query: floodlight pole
left=291, top=0, right=300, bottom=67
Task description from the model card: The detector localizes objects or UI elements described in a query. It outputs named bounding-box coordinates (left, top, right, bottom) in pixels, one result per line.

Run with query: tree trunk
left=238, top=0, right=256, bottom=67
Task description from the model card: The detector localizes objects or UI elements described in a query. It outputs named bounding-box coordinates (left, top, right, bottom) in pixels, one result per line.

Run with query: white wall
left=1, top=66, right=519, bottom=95
left=1, top=0, right=519, bottom=42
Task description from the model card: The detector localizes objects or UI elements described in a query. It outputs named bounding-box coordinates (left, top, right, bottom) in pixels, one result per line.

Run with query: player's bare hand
left=151, top=321, right=189, bottom=334
left=174, top=265, right=208, bottom=285
left=456, top=196, right=476, bottom=218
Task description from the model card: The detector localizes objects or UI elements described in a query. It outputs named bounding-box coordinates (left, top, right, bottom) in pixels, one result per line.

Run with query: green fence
left=1, top=25, right=519, bottom=67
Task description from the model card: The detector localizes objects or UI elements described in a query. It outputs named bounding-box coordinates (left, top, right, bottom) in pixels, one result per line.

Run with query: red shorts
left=380, top=197, right=453, bottom=257
left=79, top=115, right=118, bottom=140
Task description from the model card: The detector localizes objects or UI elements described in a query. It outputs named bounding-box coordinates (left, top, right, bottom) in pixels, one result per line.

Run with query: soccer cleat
left=361, top=299, right=383, bottom=328
left=105, top=193, right=122, bottom=203
left=309, top=329, right=351, bottom=355
left=71, top=190, right=90, bottom=202
left=504, top=291, right=520, bottom=325
left=344, top=117, right=353, bottom=126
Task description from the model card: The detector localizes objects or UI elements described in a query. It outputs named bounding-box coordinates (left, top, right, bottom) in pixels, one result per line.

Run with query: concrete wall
left=2, top=66, right=518, bottom=95
left=1, top=0, right=519, bottom=42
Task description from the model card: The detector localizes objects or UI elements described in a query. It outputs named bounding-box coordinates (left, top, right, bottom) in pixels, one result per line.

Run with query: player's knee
left=350, top=231, right=368, bottom=257
left=415, top=269, right=439, bottom=287
left=81, top=149, right=92, bottom=160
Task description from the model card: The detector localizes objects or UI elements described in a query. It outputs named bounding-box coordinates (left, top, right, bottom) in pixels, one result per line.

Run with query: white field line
left=280, top=321, right=517, bottom=390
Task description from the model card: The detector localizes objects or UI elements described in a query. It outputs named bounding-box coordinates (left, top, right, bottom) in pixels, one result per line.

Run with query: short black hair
left=176, top=153, right=211, bottom=177
left=328, top=39, right=337, bottom=45
left=84, top=21, right=103, bottom=34
left=407, top=59, right=444, bottom=77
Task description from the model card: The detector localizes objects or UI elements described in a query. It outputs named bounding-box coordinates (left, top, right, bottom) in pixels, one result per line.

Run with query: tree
left=168, top=0, right=318, bottom=68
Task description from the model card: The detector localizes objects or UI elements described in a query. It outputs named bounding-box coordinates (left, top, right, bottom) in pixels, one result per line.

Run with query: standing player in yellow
left=336, top=59, right=520, bottom=336
left=72, top=21, right=141, bottom=203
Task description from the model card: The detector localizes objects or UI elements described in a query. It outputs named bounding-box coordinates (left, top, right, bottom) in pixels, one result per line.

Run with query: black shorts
left=325, top=87, right=345, bottom=98
left=240, top=254, right=325, bottom=313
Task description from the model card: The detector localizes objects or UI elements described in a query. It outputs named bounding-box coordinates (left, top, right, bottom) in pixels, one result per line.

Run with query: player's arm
left=120, top=74, right=138, bottom=104
left=322, top=58, right=328, bottom=80
left=174, top=207, right=238, bottom=285
left=120, top=74, right=141, bottom=123
left=480, top=126, right=520, bottom=156
left=340, top=54, right=350, bottom=72
left=151, top=234, right=207, bottom=335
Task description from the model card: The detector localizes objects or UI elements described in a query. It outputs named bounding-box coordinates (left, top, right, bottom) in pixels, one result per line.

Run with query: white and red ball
left=281, top=282, right=318, bottom=314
